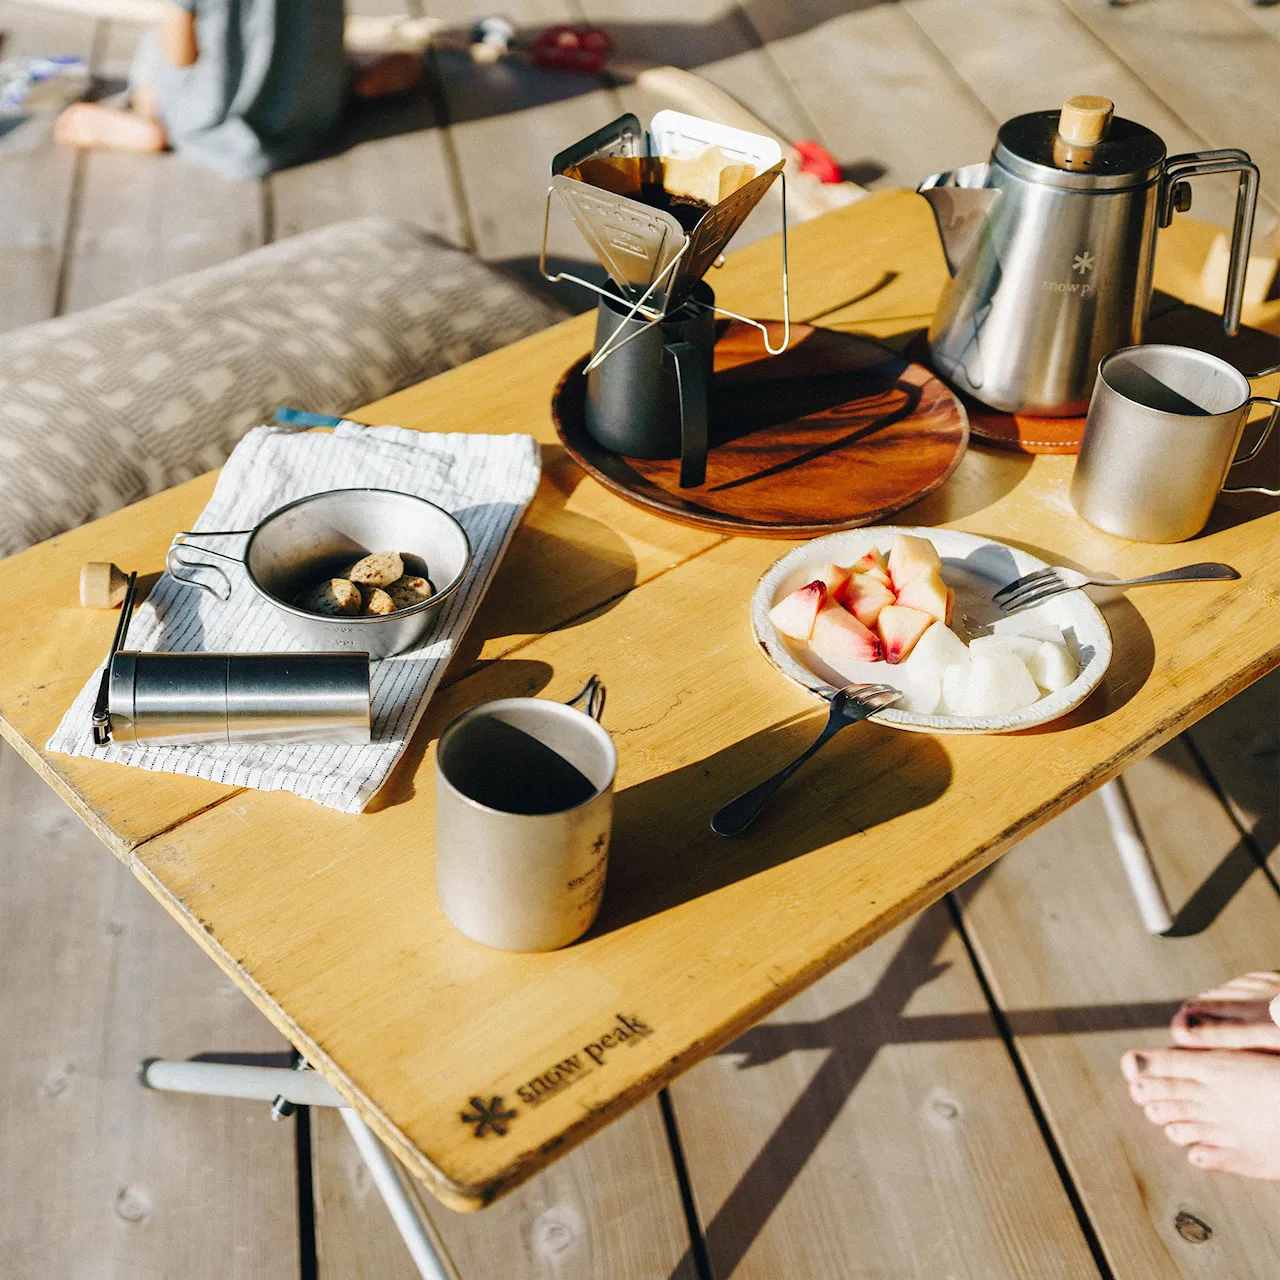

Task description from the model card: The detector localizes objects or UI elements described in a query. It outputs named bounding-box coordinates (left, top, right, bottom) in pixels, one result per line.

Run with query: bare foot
left=352, top=52, right=425, bottom=100
left=1170, top=970, right=1280, bottom=1052
left=1121, top=1045, right=1280, bottom=1180
left=55, top=103, right=165, bottom=153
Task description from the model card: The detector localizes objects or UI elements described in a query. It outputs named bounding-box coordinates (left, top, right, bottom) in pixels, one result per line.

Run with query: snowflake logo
left=461, top=1095, right=517, bottom=1138
left=1072, top=252, right=1096, bottom=275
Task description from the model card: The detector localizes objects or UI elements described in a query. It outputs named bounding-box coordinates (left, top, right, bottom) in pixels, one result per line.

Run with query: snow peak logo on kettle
left=459, top=1014, right=654, bottom=1137
left=1043, top=250, right=1098, bottom=298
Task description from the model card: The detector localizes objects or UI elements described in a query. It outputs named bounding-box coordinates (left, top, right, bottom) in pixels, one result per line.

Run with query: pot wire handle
left=166, top=529, right=253, bottom=601
left=565, top=675, right=607, bottom=722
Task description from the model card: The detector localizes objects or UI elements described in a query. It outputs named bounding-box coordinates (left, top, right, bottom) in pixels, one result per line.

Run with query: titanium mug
left=1071, top=344, right=1280, bottom=543
left=585, top=281, right=714, bottom=489
left=434, top=678, right=615, bottom=952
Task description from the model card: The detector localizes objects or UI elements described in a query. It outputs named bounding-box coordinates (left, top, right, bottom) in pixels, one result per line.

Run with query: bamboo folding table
left=1, top=191, right=1277, bottom=1278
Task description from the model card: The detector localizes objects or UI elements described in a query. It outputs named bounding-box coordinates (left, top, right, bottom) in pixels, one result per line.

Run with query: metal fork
left=710, top=683, right=901, bottom=838
left=994, top=561, right=1239, bottom=612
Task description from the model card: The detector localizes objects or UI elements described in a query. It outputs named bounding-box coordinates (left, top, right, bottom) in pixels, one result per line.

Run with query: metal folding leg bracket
left=139, top=1058, right=456, bottom=1280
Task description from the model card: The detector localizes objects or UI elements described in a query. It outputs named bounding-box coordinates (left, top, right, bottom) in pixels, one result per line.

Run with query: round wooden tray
left=551, top=321, right=969, bottom=537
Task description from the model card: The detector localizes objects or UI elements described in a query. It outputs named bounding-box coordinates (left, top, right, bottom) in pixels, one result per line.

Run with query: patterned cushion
left=0, top=218, right=565, bottom=557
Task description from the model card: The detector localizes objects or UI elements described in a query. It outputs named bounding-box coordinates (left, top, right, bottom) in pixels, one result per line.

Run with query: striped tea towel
left=48, top=421, right=541, bottom=812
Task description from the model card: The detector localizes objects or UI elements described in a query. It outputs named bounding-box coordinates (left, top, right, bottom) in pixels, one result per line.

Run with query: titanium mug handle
left=165, top=529, right=253, bottom=601
left=565, top=675, right=606, bottom=722
left=665, top=339, right=708, bottom=489
left=1223, top=396, right=1280, bottom=496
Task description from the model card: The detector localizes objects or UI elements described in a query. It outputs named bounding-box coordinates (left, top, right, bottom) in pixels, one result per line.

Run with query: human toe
left=1162, top=1120, right=1225, bottom=1148
left=1143, top=1098, right=1205, bottom=1125
left=1128, top=1073, right=1205, bottom=1105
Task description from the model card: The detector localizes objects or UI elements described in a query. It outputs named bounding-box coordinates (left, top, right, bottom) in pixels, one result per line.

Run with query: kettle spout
left=917, top=163, right=998, bottom=277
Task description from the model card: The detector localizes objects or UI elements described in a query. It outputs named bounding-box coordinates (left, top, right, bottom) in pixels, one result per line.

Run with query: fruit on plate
left=850, top=548, right=891, bottom=587
left=957, top=646, right=1042, bottom=716
left=810, top=602, right=883, bottom=663
left=887, top=534, right=941, bottom=589
left=810, top=562, right=853, bottom=603
left=876, top=604, right=933, bottom=664
left=893, top=567, right=949, bottom=625
left=1027, top=639, right=1079, bottom=692
left=768, top=579, right=828, bottom=640
left=843, top=572, right=896, bottom=627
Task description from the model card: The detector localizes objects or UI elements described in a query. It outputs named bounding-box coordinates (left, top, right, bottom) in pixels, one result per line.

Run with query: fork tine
left=998, top=581, right=1067, bottom=612
left=998, top=570, right=1067, bottom=607
left=993, top=567, right=1056, bottom=602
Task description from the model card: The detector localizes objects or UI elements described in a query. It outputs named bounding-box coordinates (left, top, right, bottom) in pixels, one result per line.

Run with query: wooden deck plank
left=1054, top=0, right=1280, bottom=212
left=0, top=2, right=94, bottom=332
left=670, top=903, right=1099, bottom=1279
left=957, top=742, right=1280, bottom=1278
left=314, top=1098, right=696, bottom=1279
left=59, top=21, right=266, bottom=313
left=741, top=0, right=997, bottom=192
left=1184, top=672, right=1279, bottom=876
left=0, top=740, right=300, bottom=1279
left=431, top=1, right=625, bottom=307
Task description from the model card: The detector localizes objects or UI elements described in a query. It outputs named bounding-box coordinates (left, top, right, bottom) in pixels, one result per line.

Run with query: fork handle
left=1106, top=562, right=1239, bottom=587
left=710, top=716, right=846, bottom=838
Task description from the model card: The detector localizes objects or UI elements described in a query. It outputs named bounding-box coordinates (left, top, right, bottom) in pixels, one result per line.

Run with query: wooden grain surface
left=958, top=744, right=1280, bottom=1277
left=669, top=903, right=1098, bottom=1279
left=553, top=321, right=968, bottom=534
left=3, top=192, right=1277, bottom=1213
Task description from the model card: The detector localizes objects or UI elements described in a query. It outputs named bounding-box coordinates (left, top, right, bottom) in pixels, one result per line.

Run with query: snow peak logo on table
left=460, top=1014, right=654, bottom=1137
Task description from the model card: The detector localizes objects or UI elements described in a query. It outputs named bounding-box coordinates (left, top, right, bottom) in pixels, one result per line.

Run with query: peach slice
left=893, top=567, right=949, bottom=625
left=811, top=562, right=853, bottom=604
left=849, top=548, right=891, bottom=588
left=768, top=580, right=827, bottom=640
left=876, top=604, right=933, bottom=664
left=887, top=533, right=941, bottom=591
left=843, top=572, right=896, bottom=628
left=944, top=586, right=955, bottom=627
left=810, top=602, right=883, bottom=664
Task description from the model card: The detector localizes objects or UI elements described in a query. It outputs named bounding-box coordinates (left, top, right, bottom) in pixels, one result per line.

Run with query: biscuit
left=385, top=575, right=434, bottom=611
left=346, top=551, right=404, bottom=587
left=359, top=586, right=396, bottom=616
left=298, top=578, right=361, bottom=616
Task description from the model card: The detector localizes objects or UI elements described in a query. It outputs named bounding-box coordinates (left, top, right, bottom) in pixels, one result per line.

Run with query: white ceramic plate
left=751, top=526, right=1112, bottom=734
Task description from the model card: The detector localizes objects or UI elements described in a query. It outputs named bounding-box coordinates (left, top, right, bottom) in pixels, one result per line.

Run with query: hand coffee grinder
left=541, top=111, right=791, bottom=487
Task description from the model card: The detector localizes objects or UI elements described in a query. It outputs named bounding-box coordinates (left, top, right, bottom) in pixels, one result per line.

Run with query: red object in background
left=792, top=139, right=842, bottom=185
left=529, top=25, right=614, bottom=74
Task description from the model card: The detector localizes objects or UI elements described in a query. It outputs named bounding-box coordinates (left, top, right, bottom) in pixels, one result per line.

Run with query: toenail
left=1184, top=1015, right=1201, bottom=1029
left=1132, top=1052, right=1149, bottom=1073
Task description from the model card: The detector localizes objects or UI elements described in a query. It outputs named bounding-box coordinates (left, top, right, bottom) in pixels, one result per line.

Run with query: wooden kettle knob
left=1058, top=95, right=1114, bottom=146
left=80, top=561, right=129, bottom=608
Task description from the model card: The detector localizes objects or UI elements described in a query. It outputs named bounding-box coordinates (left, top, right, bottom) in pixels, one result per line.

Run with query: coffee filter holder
left=540, top=110, right=790, bottom=371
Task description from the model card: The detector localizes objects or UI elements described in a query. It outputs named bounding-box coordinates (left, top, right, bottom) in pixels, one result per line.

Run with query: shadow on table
left=591, top=713, right=951, bottom=936
left=444, top=445, right=640, bottom=677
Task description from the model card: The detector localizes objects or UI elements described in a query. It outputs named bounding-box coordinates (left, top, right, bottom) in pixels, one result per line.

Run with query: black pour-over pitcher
left=584, top=282, right=715, bottom=489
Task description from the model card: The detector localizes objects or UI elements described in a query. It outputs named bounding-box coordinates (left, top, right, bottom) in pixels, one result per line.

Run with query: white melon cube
left=959, top=647, right=1042, bottom=716
left=940, top=663, right=970, bottom=715
left=901, top=622, right=971, bottom=690
left=992, top=616, right=1068, bottom=648
left=896, top=674, right=942, bottom=715
left=970, top=633, right=1040, bottom=663
left=1026, top=640, right=1079, bottom=692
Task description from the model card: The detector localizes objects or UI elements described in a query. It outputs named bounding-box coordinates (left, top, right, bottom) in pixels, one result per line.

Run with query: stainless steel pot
left=166, top=488, right=473, bottom=659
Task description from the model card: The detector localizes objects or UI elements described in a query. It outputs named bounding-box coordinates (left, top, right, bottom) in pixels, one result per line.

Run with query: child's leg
left=54, top=102, right=167, bottom=152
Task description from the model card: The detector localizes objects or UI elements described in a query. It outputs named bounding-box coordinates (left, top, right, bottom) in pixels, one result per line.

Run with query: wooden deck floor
left=1, top=1, right=1278, bottom=1276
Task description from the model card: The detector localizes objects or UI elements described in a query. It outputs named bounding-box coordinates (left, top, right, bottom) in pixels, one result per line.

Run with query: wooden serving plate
left=552, top=321, right=968, bottom=537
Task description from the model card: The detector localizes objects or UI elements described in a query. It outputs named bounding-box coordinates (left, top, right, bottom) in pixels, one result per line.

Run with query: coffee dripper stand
left=537, top=110, right=792, bottom=373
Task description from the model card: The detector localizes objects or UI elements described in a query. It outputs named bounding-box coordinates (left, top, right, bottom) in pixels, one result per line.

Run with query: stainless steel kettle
left=918, top=96, right=1259, bottom=416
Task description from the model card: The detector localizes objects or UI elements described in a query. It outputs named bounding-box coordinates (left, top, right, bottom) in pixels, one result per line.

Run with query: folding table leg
left=1098, top=776, right=1174, bottom=934
left=138, top=1058, right=457, bottom=1280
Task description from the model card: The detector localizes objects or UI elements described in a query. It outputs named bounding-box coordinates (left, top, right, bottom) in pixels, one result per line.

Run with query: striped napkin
left=48, top=420, right=541, bottom=813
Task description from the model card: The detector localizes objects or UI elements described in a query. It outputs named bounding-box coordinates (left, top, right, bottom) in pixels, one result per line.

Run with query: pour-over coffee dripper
left=541, top=111, right=791, bottom=487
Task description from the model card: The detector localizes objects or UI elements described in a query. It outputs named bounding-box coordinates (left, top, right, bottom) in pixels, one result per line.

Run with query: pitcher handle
left=1161, top=150, right=1259, bottom=338
left=666, top=340, right=708, bottom=489
left=1223, top=396, right=1280, bottom=496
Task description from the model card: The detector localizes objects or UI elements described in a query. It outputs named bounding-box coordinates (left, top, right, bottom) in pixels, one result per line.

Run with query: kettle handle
left=1160, top=150, right=1259, bottom=339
